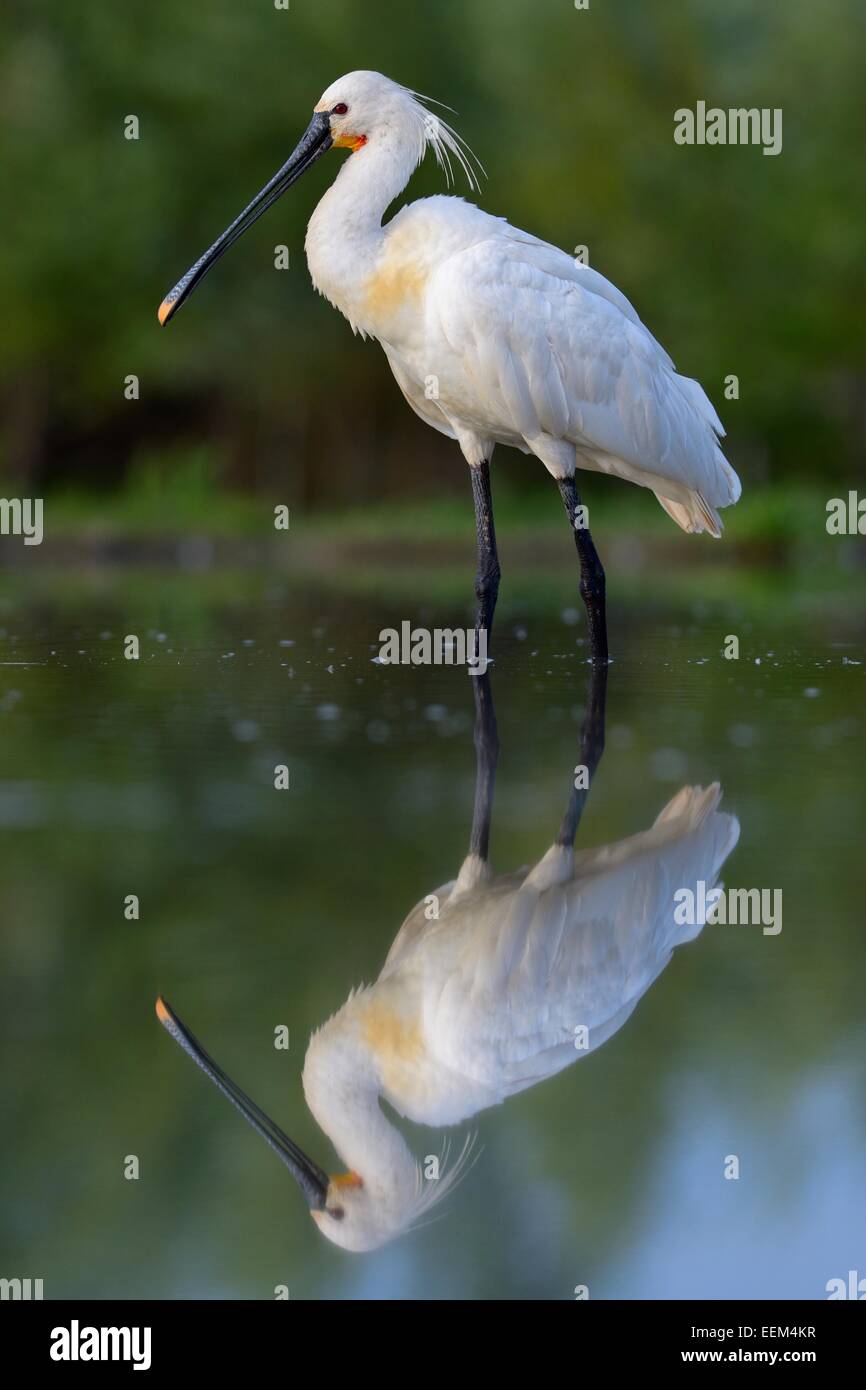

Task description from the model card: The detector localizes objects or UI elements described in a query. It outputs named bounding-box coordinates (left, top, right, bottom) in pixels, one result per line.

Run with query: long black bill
left=155, top=995, right=329, bottom=1210
left=158, top=111, right=332, bottom=325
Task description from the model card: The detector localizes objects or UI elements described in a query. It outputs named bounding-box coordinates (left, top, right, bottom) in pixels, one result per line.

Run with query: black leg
left=468, top=671, right=499, bottom=862
left=556, top=660, right=608, bottom=847
left=470, top=460, right=501, bottom=646
left=558, top=476, right=608, bottom=664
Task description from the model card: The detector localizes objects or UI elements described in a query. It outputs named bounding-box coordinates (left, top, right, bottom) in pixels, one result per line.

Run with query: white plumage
left=301, top=781, right=739, bottom=1250
left=304, top=71, right=741, bottom=535
left=153, top=80, right=748, bottom=1252
left=159, top=70, right=743, bottom=660
left=156, top=762, right=740, bottom=1255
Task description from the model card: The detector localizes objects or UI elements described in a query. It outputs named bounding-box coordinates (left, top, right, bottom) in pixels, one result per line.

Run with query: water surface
left=1, top=564, right=864, bottom=1299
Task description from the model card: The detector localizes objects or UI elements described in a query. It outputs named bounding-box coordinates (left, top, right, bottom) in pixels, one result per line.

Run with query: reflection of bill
left=157, top=667, right=739, bottom=1252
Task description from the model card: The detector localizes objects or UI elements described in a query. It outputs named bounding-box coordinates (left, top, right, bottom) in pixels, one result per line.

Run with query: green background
left=2, top=0, right=863, bottom=527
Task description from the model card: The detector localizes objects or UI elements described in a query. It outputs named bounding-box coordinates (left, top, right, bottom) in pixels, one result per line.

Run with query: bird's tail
left=654, top=430, right=741, bottom=537
left=653, top=781, right=724, bottom=830
left=654, top=488, right=723, bottom=538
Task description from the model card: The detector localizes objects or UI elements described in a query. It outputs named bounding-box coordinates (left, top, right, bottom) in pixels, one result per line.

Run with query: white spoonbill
left=156, top=671, right=739, bottom=1252
left=158, top=71, right=741, bottom=663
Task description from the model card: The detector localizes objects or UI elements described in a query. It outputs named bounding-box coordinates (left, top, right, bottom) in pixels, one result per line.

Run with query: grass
left=2, top=455, right=863, bottom=627
left=7, top=451, right=850, bottom=552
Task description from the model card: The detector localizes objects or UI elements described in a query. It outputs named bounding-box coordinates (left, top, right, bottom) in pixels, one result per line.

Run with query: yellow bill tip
left=155, top=995, right=172, bottom=1025
left=157, top=298, right=175, bottom=326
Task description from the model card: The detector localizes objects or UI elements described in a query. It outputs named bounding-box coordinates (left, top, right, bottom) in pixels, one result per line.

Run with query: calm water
left=1, top=563, right=864, bottom=1299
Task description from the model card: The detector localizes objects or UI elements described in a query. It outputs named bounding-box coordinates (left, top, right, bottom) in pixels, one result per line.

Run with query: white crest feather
left=407, top=89, right=486, bottom=193
left=407, top=1131, right=481, bottom=1230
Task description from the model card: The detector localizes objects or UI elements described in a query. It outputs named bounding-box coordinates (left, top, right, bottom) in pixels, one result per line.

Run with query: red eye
left=332, top=102, right=349, bottom=116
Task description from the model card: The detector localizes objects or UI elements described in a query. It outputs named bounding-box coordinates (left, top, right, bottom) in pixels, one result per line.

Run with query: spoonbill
left=156, top=670, right=739, bottom=1251
left=158, top=71, right=741, bottom=664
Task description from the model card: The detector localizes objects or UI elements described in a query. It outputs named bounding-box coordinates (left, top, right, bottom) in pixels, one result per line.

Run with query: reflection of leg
left=470, top=460, right=501, bottom=645
left=556, top=661, right=608, bottom=848
left=557, top=475, right=608, bottom=664
left=468, top=671, right=500, bottom=863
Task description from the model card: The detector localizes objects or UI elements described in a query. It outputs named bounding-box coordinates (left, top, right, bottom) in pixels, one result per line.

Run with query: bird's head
left=314, top=70, right=415, bottom=154
left=310, top=1171, right=403, bottom=1254
left=311, top=71, right=476, bottom=169
left=157, top=71, right=481, bottom=325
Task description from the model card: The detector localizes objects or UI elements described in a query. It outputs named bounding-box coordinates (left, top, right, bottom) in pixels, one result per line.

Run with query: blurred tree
left=1, top=0, right=863, bottom=502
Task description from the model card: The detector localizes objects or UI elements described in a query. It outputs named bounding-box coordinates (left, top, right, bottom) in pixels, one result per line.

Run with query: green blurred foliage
left=1, top=0, right=864, bottom=503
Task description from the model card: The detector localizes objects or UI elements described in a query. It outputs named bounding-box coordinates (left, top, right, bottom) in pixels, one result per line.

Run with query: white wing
left=414, top=784, right=739, bottom=1098
left=427, top=228, right=741, bottom=531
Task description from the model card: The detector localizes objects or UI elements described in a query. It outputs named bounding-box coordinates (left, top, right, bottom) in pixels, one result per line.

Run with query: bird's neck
left=305, top=135, right=419, bottom=332
left=302, top=1008, right=418, bottom=1206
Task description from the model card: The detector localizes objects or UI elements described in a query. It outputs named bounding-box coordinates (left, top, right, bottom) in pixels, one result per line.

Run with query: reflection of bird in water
left=157, top=668, right=739, bottom=1250
left=158, top=70, right=742, bottom=663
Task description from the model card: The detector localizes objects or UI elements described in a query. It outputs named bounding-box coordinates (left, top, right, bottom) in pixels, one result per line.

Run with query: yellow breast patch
left=362, top=232, right=428, bottom=321
left=362, top=1002, right=425, bottom=1092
